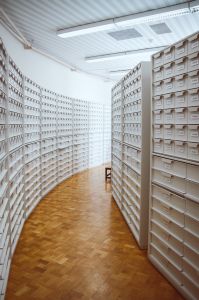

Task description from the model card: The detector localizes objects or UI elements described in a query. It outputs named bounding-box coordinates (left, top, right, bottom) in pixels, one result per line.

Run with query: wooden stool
left=105, top=167, right=111, bottom=180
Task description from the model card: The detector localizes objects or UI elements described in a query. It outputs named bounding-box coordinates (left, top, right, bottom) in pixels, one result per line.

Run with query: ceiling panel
left=0, top=0, right=198, bottom=81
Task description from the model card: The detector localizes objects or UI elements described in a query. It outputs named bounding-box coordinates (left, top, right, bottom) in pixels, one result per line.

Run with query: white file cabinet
left=0, top=37, right=112, bottom=299
left=111, top=62, right=151, bottom=249
left=149, top=31, right=199, bottom=300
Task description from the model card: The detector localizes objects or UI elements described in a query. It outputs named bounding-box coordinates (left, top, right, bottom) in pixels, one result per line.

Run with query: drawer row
left=153, top=33, right=199, bottom=68
left=154, top=124, right=199, bottom=143
left=153, top=52, right=199, bottom=82
left=153, top=139, right=199, bottom=162
left=152, top=163, right=199, bottom=202
left=153, top=71, right=199, bottom=96
left=153, top=89, right=199, bottom=110
left=154, top=106, right=199, bottom=125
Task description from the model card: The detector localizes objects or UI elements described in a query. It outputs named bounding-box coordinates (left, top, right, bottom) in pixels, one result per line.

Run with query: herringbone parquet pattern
left=6, top=166, right=183, bottom=300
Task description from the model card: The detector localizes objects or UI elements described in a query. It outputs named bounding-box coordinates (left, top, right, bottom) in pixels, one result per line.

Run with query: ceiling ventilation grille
left=108, top=28, right=142, bottom=40
left=150, top=22, right=172, bottom=34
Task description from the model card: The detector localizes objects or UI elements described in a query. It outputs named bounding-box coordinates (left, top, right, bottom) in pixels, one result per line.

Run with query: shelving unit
left=0, top=38, right=111, bottom=300
left=57, top=95, right=73, bottom=182
left=111, top=62, right=151, bottom=249
left=24, top=77, right=41, bottom=218
left=41, top=89, right=57, bottom=197
left=103, top=105, right=111, bottom=164
left=149, top=32, right=199, bottom=300
left=73, top=99, right=89, bottom=174
left=89, top=102, right=103, bottom=168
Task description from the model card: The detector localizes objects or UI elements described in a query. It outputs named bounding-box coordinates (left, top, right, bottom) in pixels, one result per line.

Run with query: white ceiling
left=0, top=0, right=199, bottom=81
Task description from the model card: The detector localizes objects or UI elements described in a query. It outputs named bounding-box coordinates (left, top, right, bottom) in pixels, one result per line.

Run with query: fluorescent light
left=57, top=2, right=195, bottom=39
left=109, top=69, right=131, bottom=75
left=190, top=0, right=199, bottom=12
left=115, top=4, right=190, bottom=27
left=57, top=19, right=115, bottom=38
left=85, top=46, right=167, bottom=63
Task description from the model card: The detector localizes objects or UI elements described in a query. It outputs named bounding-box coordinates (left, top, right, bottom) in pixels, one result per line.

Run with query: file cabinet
left=149, top=31, right=199, bottom=300
left=111, top=62, right=151, bottom=249
left=0, top=38, right=111, bottom=300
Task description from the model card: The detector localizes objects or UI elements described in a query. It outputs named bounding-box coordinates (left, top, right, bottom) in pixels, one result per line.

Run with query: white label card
left=191, top=95, right=199, bottom=102
left=177, top=48, right=185, bottom=55
left=191, top=78, right=199, bottom=85
left=191, top=131, right=199, bottom=137
left=191, top=59, right=199, bottom=67
left=191, top=41, right=199, bottom=49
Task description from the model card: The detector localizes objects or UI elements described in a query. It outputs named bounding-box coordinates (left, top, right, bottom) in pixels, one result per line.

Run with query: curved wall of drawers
left=0, top=39, right=111, bottom=299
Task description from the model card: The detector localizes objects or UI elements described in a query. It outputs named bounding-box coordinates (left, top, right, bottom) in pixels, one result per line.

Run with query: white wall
left=0, top=24, right=113, bottom=104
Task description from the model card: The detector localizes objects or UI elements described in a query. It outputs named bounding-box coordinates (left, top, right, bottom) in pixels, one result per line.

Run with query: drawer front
left=152, top=184, right=185, bottom=211
left=164, top=94, right=175, bottom=109
left=188, top=89, right=199, bottom=107
left=188, top=125, right=199, bottom=142
left=175, top=125, right=187, bottom=141
left=185, top=215, right=199, bottom=240
left=153, top=156, right=186, bottom=177
left=154, top=125, right=164, bottom=139
left=152, top=169, right=186, bottom=194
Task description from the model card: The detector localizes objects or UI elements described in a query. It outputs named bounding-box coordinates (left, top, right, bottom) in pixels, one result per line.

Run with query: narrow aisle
left=6, top=166, right=183, bottom=300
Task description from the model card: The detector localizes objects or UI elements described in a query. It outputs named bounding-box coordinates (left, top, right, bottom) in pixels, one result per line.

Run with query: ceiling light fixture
left=57, top=2, right=195, bottom=38
left=114, top=4, right=190, bottom=27
left=85, top=46, right=167, bottom=63
left=57, top=19, right=115, bottom=38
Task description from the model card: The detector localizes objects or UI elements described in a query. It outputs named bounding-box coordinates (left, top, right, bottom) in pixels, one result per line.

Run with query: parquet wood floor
left=6, top=166, right=184, bottom=300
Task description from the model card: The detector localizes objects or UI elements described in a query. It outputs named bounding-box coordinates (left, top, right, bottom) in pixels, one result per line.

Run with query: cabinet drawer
left=183, top=259, right=199, bottom=289
left=183, top=244, right=199, bottom=269
left=152, top=184, right=185, bottom=211
left=188, top=107, right=199, bottom=125
left=175, top=141, right=188, bottom=159
left=154, top=124, right=163, bottom=139
left=164, top=46, right=175, bottom=64
left=188, top=143, right=199, bottom=161
left=153, top=96, right=164, bottom=110
left=153, top=197, right=184, bottom=226
left=175, top=91, right=188, bottom=108
left=153, top=67, right=164, bottom=81
left=175, top=57, right=188, bottom=76
left=186, top=163, right=199, bottom=184
left=186, top=179, right=199, bottom=203
left=164, top=94, right=175, bottom=109
left=164, top=140, right=175, bottom=156
left=153, top=52, right=164, bottom=68
left=151, top=209, right=184, bottom=239
left=188, top=33, right=199, bottom=54
left=153, top=110, right=163, bottom=124
left=182, top=273, right=199, bottom=300
left=175, top=125, right=187, bottom=141
left=184, top=229, right=199, bottom=255
left=188, top=88, right=199, bottom=107
left=185, top=215, right=199, bottom=239
left=164, top=125, right=174, bottom=140
left=153, top=156, right=186, bottom=177
left=188, top=52, right=199, bottom=72
left=164, top=62, right=175, bottom=79
left=164, top=78, right=175, bottom=94
left=188, top=125, right=199, bottom=143
left=164, top=93, right=175, bottom=109
left=152, top=169, right=186, bottom=194
left=153, top=81, right=163, bottom=96
left=175, top=74, right=188, bottom=92
left=175, top=108, right=188, bottom=124
left=188, top=70, right=199, bottom=89
left=153, top=139, right=163, bottom=153
left=164, top=109, right=174, bottom=124
left=175, top=40, right=187, bottom=59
